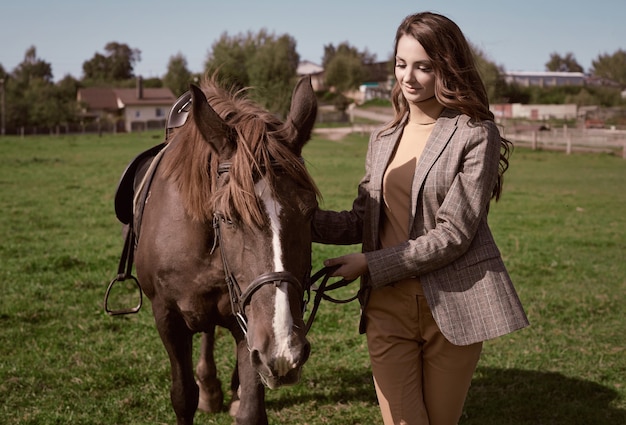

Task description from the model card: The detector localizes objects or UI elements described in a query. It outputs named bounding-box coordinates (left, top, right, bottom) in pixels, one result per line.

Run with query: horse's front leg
left=153, top=303, right=199, bottom=425
left=234, top=339, right=267, bottom=425
left=196, top=328, right=224, bottom=413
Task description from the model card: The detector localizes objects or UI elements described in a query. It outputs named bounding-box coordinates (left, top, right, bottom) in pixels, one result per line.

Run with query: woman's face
left=394, top=34, right=437, bottom=104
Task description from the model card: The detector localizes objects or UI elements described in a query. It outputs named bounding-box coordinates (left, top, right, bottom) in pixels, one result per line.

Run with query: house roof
left=77, top=86, right=176, bottom=112
left=113, top=88, right=176, bottom=107
left=77, top=87, right=119, bottom=111
left=297, top=60, right=324, bottom=75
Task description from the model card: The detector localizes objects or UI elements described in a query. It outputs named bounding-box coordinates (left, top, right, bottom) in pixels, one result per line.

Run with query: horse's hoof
left=196, top=380, right=224, bottom=413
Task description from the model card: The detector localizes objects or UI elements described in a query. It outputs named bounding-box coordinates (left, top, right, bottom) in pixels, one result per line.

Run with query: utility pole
left=0, top=78, right=5, bottom=136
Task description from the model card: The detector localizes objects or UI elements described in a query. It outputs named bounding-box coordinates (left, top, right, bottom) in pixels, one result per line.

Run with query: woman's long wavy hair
left=385, top=12, right=511, bottom=201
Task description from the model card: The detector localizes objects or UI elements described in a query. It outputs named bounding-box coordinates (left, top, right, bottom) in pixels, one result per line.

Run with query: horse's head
left=188, top=77, right=319, bottom=388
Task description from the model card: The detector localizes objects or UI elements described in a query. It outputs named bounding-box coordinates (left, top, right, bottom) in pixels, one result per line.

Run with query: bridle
left=211, top=211, right=306, bottom=336
left=211, top=159, right=358, bottom=337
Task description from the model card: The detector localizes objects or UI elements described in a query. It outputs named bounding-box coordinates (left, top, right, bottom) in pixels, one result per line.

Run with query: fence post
left=532, top=131, right=537, bottom=150
left=566, top=136, right=572, bottom=155
left=623, top=143, right=626, bottom=160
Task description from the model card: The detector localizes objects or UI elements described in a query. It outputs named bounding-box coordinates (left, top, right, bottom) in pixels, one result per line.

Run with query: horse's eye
left=219, top=216, right=236, bottom=229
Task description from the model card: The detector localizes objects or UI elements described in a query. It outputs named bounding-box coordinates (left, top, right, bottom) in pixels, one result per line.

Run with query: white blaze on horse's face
left=255, top=178, right=297, bottom=372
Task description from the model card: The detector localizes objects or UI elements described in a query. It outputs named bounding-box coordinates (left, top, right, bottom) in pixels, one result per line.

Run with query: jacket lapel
left=408, top=109, right=459, bottom=230
left=368, top=123, right=403, bottom=248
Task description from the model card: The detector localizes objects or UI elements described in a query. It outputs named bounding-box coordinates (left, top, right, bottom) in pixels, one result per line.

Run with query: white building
left=296, top=60, right=326, bottom=92
left=504, top=71, right=586, bottom=87
left=491, top=103, right=578, bottom=120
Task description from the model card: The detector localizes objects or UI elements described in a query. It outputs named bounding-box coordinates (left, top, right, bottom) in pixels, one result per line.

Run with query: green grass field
left=1, top=131, right=625, bottom=424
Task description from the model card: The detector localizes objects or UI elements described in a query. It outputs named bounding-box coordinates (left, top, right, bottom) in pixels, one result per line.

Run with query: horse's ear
left=285, top=75, right=317, bottom=149
left=189, top=84, right=233, bottom=155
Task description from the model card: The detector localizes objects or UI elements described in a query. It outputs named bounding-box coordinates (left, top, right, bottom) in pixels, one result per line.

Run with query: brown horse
left=133, top=76, right=319, bottom=425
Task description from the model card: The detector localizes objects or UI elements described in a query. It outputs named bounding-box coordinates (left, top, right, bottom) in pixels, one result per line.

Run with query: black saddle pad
left=114, top=143, right=166, bottom=225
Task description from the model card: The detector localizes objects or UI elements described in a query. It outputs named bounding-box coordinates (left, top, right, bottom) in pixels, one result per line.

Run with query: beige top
left=380, top=121, right=436, bottom=294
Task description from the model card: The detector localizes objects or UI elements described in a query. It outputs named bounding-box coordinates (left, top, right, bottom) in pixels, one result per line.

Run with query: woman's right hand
left=324, top=253, right=368, bottom=282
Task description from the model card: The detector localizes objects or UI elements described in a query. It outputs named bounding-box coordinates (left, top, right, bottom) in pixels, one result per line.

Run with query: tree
left=471, top=43, right=507, bottom=104
left=322, top=42, right=373, bottom=93
left=205, top=31, right=255, bottom=89
left=545, top=52, right=584, bottom=73
left=247, top=32, right=300, bottom=113
left=54, top=75, right=81, bottom=126
left=591, top=49, right=626, bottom=87
left=204, top=29, right=300, bottom=115
left=12, top=46, right=54, bottom=87
left=322, top=42, right=376, bottom=68
left=1, top=47, right=81, bottom=133
left=324, top=55, right=366, bottom=93
left=163, top=53, right=194, bottom=96
left=7, top=46, right=54, bottom=131
left=82, top=42, right=141, bottom=82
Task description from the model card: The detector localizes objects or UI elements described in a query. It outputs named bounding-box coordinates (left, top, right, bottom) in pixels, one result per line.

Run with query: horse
left=129, top=76, right=320, bottom=425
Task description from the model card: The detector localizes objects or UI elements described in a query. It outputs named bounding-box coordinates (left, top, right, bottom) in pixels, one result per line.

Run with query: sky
left=1, top=0, right=624, bottom=82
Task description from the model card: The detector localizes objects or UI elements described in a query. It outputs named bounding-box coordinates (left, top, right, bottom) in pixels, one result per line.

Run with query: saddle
left=113, top=142, right=166, bottom=225
left=113, top=90, right=192, bottom=226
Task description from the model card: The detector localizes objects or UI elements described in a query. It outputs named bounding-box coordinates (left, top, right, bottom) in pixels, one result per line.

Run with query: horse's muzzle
left=243, top=271, right=311, bottom=388
left=250, top=338, right=310, bottom=389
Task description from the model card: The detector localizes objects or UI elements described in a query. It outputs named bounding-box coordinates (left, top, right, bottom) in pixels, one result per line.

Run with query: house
left=296, top=60, right=325, bottom=91
left=77, top=77, right=176, bottom=132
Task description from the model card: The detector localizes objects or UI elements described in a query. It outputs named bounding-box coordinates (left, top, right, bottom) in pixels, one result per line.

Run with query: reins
left=303, top=265, right=358, bottom=334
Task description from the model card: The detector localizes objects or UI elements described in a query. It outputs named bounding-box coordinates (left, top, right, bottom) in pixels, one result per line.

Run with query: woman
left=312, top=12, right=529, bottom=425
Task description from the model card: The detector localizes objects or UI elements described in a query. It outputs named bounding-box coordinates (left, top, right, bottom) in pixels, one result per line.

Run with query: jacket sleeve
left=311, top=129, right=378, bottom=245
left=365, top=121, right=502, bottom=288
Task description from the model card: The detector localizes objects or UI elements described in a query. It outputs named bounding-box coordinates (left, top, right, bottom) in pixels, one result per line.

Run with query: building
left=503, top=71, right=586, bottom=87
left=77, top=77, right=176, bottom=132
left=296, top=60, right=394, bottom=103
left=491, top=103, right=578, bottom=120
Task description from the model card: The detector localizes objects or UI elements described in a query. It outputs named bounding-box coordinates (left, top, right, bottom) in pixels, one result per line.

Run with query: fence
left=501, top=124, right=626, bottom=159
left=1, top=119, right=166, bottom=137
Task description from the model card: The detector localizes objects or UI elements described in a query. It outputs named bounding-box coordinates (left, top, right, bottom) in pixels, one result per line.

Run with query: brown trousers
left=365, top=280, right=482, bottom=425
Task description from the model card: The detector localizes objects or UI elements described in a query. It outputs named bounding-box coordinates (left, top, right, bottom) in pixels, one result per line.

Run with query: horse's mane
left=159, top=77, right=319, bottom=227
